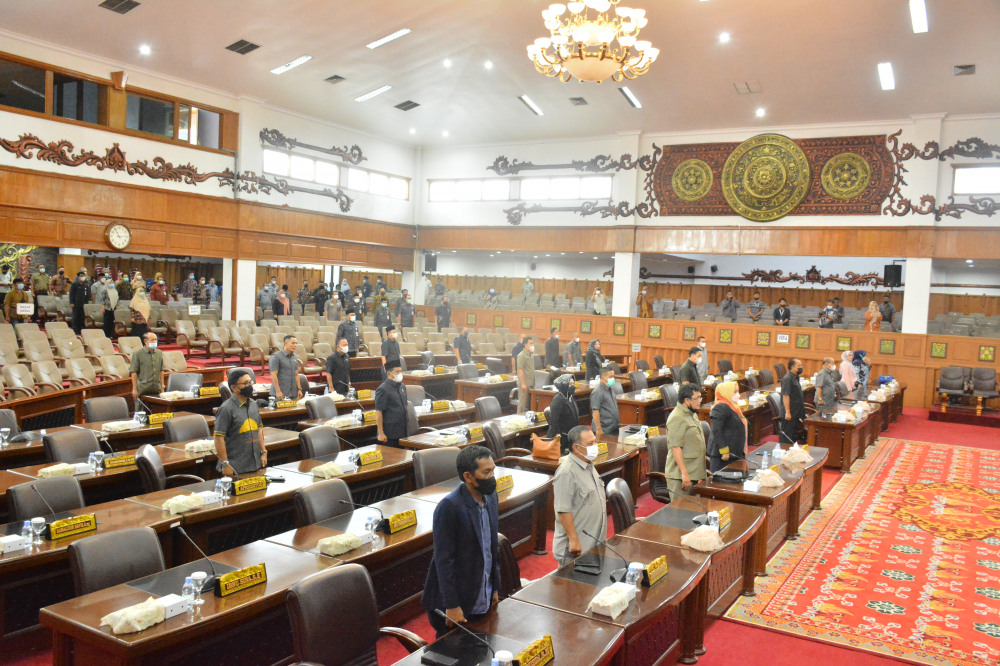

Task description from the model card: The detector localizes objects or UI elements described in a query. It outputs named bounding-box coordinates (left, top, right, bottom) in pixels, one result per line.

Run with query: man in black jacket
left=454, top=326, right=473, bottom=364
left=375, top=359, right=408, bottom=448
left=677, top=346, right=702, bottom=386
left=380, top=325, right=401, bottom=380
left=68, top=271, right=91, bottom=334
left=435, top=297, right=451, bottom=332
left=544, top=327, right=562, bottom=369
left=325, top=338, right=351, bottom=395
left=422, top=445, right=500, bottom=638
left=773, top=298, right=791, bottom=326
left=780, top=357, right=806, bottom=444
left=511, top=334, right=526, bottom=374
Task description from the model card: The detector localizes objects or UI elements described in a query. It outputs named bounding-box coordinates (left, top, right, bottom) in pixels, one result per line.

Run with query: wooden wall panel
left=238, top=202, right=413, bottom=249
left=341, top=270, right=403, bottom=289
left=933, top=228, right=1000, bottom=260
left=418, top=226, right=636, bottom=253
left=254, top=266, right=325, bottom=291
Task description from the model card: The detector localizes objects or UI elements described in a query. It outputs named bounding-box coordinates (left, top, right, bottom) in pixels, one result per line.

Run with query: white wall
left=431, top=254, right=613, bottom=281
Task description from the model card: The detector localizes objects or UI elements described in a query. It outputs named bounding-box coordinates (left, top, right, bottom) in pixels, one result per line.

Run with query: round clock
left=104, top=223, right=132, bottom=251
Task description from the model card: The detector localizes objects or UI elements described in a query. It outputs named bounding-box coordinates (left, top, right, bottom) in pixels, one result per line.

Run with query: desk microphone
left=175, top=526, right=219, bottom=594
left=432, top=609, right=495, bottom=659
left=339, top=500, right=387, bottom=532
left=422, top=389, right=467, bottom=430
left=31, top=484, right=56, bottom=516
left=581, top=529, right=630, bottom=583
left=661, top=488, right=711, bottom=526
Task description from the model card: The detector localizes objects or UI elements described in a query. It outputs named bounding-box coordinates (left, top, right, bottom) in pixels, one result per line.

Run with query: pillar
left=901, top=258, right=931, bottom=334
left=235, top=259, right=257, bottom=322
left=222, top=258, right=233, bottom=320
left=402, top=251, right=418, bottom=303
left=612, top=252, right=640, bottom=318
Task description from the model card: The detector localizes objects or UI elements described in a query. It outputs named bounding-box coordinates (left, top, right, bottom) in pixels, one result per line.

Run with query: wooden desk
left=2, top=378, right=133, bottom=432
left=617, top=390, right=666, bottom=428
left=142, top=394, right=222, bottom=417
left=751, top=442, right=829, bottom=522
left=40, top=540, right=338, bottom=666
left=1, top=499, right=176, bottom=640
left=402, top=371, right=458, bottom=400
left=396, top=598, right=625, bottom=666
left=397, top=418, right=546, bottom=452
left=160, top=426, right=302, bottom=471
left=530, top=385, right=595, bottom=424
left=619, top=372, right=671, bottom=392
left=274, top=445, right=415, bottom=505
left=0, top=440, right=49, bottom=471
left=456, top=377, right=517, bottom=414
left=296, top=406, right=476, bottom=448
left=515, top=436, right=642, bottom=504
left=512, top=535, right=710, bottom=665
left=804, top=406, right=876, bottom=471
left=622, top=498, right=765, bottom=618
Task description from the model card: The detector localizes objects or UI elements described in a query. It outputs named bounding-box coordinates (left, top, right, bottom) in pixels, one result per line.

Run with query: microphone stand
left=176, top=526, right=219, bottom=594
left=432, top=609, right=495, bottom=659
left=339, top=499, right=387, bottom=532
left=581, top=529, right=630, bottom=584
left=31, top=484, right=56, bottom=516
left=661, top=487, right=712, bottom=526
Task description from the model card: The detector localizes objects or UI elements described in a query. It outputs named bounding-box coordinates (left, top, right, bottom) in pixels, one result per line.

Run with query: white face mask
left=390, top=332, right=397, bottom=339
left=39, top=268, right=45, bottom=274
left=699, top=342, right=706, bottom=349
left=147, top=342, right=157, bottom=350
left=391, top=372, right=403, bottom=383
left=584, top=445, right=599, bottom=461
left=339, top=346, right=348, bottom=354
left=349, top=315, right=356, bottom=322
left=382, top=303, right=387, bottom=307
left=574, top=338, right=579, bottom=343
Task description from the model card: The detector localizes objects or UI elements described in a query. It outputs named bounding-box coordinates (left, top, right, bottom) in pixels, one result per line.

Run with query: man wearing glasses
left=215, top=369, right=266, bottom=477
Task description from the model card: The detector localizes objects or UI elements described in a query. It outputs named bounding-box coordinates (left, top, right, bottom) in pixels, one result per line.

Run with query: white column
left=901, top=258, right=932, bottom=334
left=413, top=251, right=427, bottom=305
left=222, top=258, right=233, bottom=320
left=235, top=259, right=257, bottom=322
left=402, top=252, right=418, bottom=302
left=611, top=252, right=640, bottom=317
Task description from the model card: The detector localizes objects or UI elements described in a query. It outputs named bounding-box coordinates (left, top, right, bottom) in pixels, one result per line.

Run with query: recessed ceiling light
left=534, top=256, right=538, bottom=258
left=451, top=250, right=456, bottom=253
left=545, top=254, right=551, bottom=257
left=519, top=95, right=544, bottom=116
left=878, top=62, right=895, bottom=90
left=409, top=128, right=416, bottom=134
left=271, top=55, right=312, bottom=74
left=443, top=59, right=451, bottom=68
left=366, top=28, right=411, bottom=49
left=619, top=86, right=642, bottom=108
left=719, top=32, right=730, bottom=43
left=484, top=61, right=493, bottom=69
left=561, top=252, right=565, bottom=255
left=756, top=107, right=766, bottom=117
left=442, top=130, right=449, bottom=137
left=355, top=85, right=392, bottom=102
left=139, top=44, right=151, bottom=55
left=967, top=259, right=974, bottom=263
left=909, top=0, right=928, bottom=33
left=593, top=257, right=598, bottom=259
left=579, top=251, right=584, bottom=254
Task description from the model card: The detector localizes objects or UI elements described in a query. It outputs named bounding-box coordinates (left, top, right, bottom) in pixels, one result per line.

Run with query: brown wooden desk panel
left=617, top=390, right=666, bottom=428
left=456, top=377, right=517, bottom=414
left=751, top=443, right=830, bottom=520
left=804, top=407, right=875, bottom=472
left=402, top=371, right=458, bottom=400
left=142, top=395, right=223, bottom=417
left=274, top=445, right=415, bottom=505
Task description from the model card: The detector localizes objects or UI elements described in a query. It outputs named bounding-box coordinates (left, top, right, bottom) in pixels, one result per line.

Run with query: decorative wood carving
left=936, top=137, right=1000, bottom=161
left=259, top=128, right=366, bottom=164
left=486, top=153, right=643, bottom=175
left=503, top=200, right=634, bottom=225
left=741, top=266, right=884, bottom=287
left=237, top=172, right=353, bottom=213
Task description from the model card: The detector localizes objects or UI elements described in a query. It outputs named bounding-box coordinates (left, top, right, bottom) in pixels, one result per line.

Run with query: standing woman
left=531, top=373, right=580, bottom=454
left=708, top=381, right=747, bottom=473
left=840, top=351, right=857, bottom=391
left=585, top=339, right=605, bottom=381
left=863, top=301, right=882, bottom=332
left=853, top=350, right=872, bottom=392
left=273, top=285, right=291, bottom=317
left=129, top=287, right=151, bottom=340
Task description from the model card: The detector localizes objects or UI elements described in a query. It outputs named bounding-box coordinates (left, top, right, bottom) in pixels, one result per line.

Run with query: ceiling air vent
left=733, top=81, right=763, bottom=94
left=569, top=97, right=588, bottom=106
left=99, top=0, right=140, bottom=13
left=395, top=100, right=420, bottom=111
left=954, top=64, right=976, bottom=76
left=325, top=75, right=346, bottom=84
left=226, top=40, right=260, bottom=55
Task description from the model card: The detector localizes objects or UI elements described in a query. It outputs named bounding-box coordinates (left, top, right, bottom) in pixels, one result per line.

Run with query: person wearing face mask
left=68, top=271, right=91, bottom=334
left=592, top=287, right=607, bottom=316
left=397, top=293, right=415, bottom=328
left=565, top=334, right=582, bottom=367
left=214, top=368, right=266, bottom=477
left=361, top=276, right=373, bottom=300
left=434, top=276, right=447, bottom=297
left=678, top=346, right=702, bottom=387
left=336, top=312, right=360, bottom=357
left=130, top=332, right=164, bottom=402
left=635, top=285, right=652, bottom=318
left=29, top=264, right=49, bottom=323
left=373, top=289, right=392, bottom=339
left=696, top=336, right=708, bottom=380
left=325, top=337, right=352, bottom=395
left=516, top=336, right=536, bottom=415
left=381, top=325, right=401, bottom=380
left=878, top=295, right=896, bottom=330
left=0, top=265, right=12, bottom=299
left=540, top=373, right=580, bottom=453
left=482, top=287, right=500, bottom=310
left=181, top=273, right=197, bottom=299
left=815, top=357, right=838, bottom=409
left=350, top=291, right=366, bottom=324
left=93, top=274, right=116, bottom=338
left=191, top=277, right=205, bottom=306
left=590, top=366, right=621, bottom=438
left=454, top=326, right=473, bottom=365
left=314, top=283, right=331, bottom=317
left=708, top=381, right=747, bottom=473
left=552, top=425, right=607, bottom=566
left=422, top=273, right=433, bottom=301
left=115, top=273, right=132, bottom=301
left=256, top=281, right=274, bottom=315
left=544, top=327, right=562, bottom=370
left=269, top=335, right=303, bottom=403
left=4, top=277, right=32, bottom=324
left=375, top=359, right=408, bottom=447
left=49, top=266, right=69, bottom=297
left=422, top=445, right=500, bottom=638
left=372, top=286, right=389, bottom=312
left=522, top=277, right=534, bottom=296
left=375, top=275, right=387, bottom=294
left=272, top=284, right=291, bottom=317
left=510, top=333, right=526, bottom=374
left=297, top=280, right=312, bottom=316
left=395, top=287, right=409, bottom=312
left=129, top=286, right=151, bottom=339
left=205, top=277, right=219, bottom=305
left=150, top=276, right=169, bottom=305
left=435, top=296, right=451, bottom=332
left=584, top=339, right=605, bottom=381
left=665, top=384, right=707, bottom=495
left=780, top=358, right=806, bottom=445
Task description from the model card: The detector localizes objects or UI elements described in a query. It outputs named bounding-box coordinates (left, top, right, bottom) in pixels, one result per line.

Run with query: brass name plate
left=275, top=399, right=296, bottom=409
left=514, top=635, right=554, bottom=666
left=46, top=514, right=97, bottom=540
left=647, top=426, right=660, bottom=437
left=432, top=400, right=450, bottom=412
left=102, top=454, right=136, bottom=470
left=495, top=475, right=514, bottom=494
left=718, top=506, right=732, bottom=531
left=434, top=366, right=448, bottom=374
left=357, top=389, right=372, bottom=399
left=214, top=563, right=267, bottom=597
left=387, top=509, right=417, bottom=534
left=642, top=555, right=669, bottom=587
left=149, top=412, right=173, bottom=426
left=468, top=426, right=484, bottom=441
left=359, top=449, right=383, bottom=465
left=232, top=476, right=268, bottom=496
left=596, top=441, right=609, bottom=455
left=199, top=386, right=220, bottom=397
left=363, top=410, right=377, bottom=424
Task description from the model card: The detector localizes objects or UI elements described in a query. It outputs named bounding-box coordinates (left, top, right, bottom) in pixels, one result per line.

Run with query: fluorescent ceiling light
left=443, top=59, right=451, bottom=67
left=354, top=85, right=392, bottom=102
left=967, top=259, right=974, bottom=263
left=366, top=28, right=411, bottom=49
left=909, top=0, right=928, bottom=33
left=442, top=130, right=449, bottom=137
left=619, top=86, right=642, bottom=108
left=139, top=44, right=151, bottom=55
left=878, top=62, right=895, bottom=90
left=484, top=61, right=493, bottom=69
left=719, top=32, right=730, bottom=43
left=755, top=107, right=766, bottom=117
left=271, top=55, right=312, bottom=74
left=409, top=128, right=416, bottom=134
left=519, top=95, right=544, bottom=115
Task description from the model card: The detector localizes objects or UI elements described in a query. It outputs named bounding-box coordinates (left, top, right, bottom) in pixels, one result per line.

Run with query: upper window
left=261, top=148, right=408, bottom=200
left=954, top=166, right=1000, bottom=195
left=427, top=176, right=612, bottom=202
left=52, top=74, right=104, bottom=124
left=126, top=94, right=175, bottom=139
left=178, top=105, right=220, bottom=149
left=0, top=59, right=46, bottom=114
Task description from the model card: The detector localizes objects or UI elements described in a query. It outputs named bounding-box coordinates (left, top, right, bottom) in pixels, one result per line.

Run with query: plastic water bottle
left=88, top=452, right=98, bottom=473
left=760, top=450, right=770, bottom=469
left=21, top=521, right=32, bottom=542
left=181, top=576, right=196, bottom=609
left=214, top=478, right=224, bottom=500
left=625, top=562, right=643, bottom=589
left=268, top=395, right=276, bottom=409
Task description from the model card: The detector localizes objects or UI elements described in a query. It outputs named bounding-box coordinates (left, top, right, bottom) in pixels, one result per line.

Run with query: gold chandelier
left=527, top=1, right=658, bottom=83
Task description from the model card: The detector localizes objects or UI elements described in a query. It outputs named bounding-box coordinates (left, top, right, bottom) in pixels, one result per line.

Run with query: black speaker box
left=424, top=254, right=437, bottom=272
left=884, top=264, right=902, bottom=288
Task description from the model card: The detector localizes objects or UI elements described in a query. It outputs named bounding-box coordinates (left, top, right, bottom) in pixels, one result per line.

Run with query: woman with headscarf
left=864, top=301, right=882, bottom=332
left=273, top=284, right=291, bottom=317
left=531, top=373, right=580, bottom=455
left=129, top=286, right=151, bottom=339
left=708, top=381, right=747, bottom=473
left=840, top=351, right=858, bottom=391
left=853, top=350, right=872, bottom=392
left=340, top=279, right=350, bottom=296
left=585, top=339, right=605, bottom=381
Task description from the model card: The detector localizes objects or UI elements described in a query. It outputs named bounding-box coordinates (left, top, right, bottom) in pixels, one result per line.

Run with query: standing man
left=181, top=272, right=197, bottom=299
left=815, top=357, right=838, bottom=409
left=780, top=357, right=806, bottom=445
left=375, top=359, right=408, bottom=447
left=522, top=278, right=534, bottom=296
left=832, top=297, right=845, bottom=324
left=375, top=275, right=387, bottom=294
left=695, top=336, right=709, bottom=380
left=350, top=291, right=366, bottom=324
left=879, top=295, right=897, bottom=329
left=48, top=267, right=69, bottom=298
left=94, top=274, right=116, bottom=339
left=592, top=287, right=607, bottom=315
left=150, top=276, right=169, bottom=305
left=374, top=289, right=392, bottom=339
left=68, top=271, right=90, bottom=334
left=434, top=277, right=447, bottom=297
left=516, top=336, right=536, bottom=415
left=4, top=277, right=32, bottom=324
left=30, top=264, right=49, bottom=323
left=819, top=299, right=838, bottom=329
left=381, top=325, right=401, bottom=380
left=590, top=366, right=620, bottom=438
left=256, top=283, right=273, bottom=315
left=205, top=278, right=219, bottom=305
left=422, top=445, right=500, bottom=638
left=313, top=282, right=330, bottom=317
left=130, top=332, right=164, bottom=404
left=565, top=333, right=582, bottom=366
left=397, top=292, right=415, bottom=329
left=544, top=327, right=562, bottom=369
left=635, top=287, right=652, bottom=318
left=454, top=326, right=473, bottom=365
left=325, top=338, right=352, bottom=396
left=677, top=346, right=702, bottom=387
left=720, top=290, right=740, bottom=322
left=510, top=333, right=526, bottom=375
left=664, top=384, right=707, bottom=496
left=0, top=265, right=12, bottom=300
left=361, top=276, right=373, bottom=300
left=747, top=291, right=766, bottom=322
left=194, top=277, right=206, bottom=306
left=396, top=288, right=410, bottom=312
left=337, top=312, right=361, bottom=357
left=214, top=369, right=266, bottom=476
left=773, top=298, right=791, bottom=326
left=269, top=335, right=303, bottom=402
left=422, top=273, right=433, bottom=302
left=552, top=425, right=606, bottom=565
left=435, top=296, right=452, bottom=332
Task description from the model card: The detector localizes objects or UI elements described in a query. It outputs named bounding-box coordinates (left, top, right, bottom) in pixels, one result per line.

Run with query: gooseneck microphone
left=31, top=484, right=56, bottom=516
left=661, top=487, right=712, bottom=526
left=339, top=499, right=387, bottom=532
left=176, top=526, right=219, bottom=594
left=422, top=389, right=467, bottom=429
left=581, top=529, right=630, bottom=583
left=433, top=609, right=495, bottom=659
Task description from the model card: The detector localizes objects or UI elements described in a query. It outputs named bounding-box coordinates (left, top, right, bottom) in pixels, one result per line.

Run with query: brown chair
left=404, top=384, right=426, bottom=406
left=83, top=396, right=130, bottom=423
left=773, top=362, right=787, bottom=381
left=474, top=395, right=502, bottom=422
left=646, top=435, right=672, bottom=504
left=635, top=359, right=650, bottom=372
left=412, top=447, right=460, bottom=489
left=653, top=354, right=665, bottom=370
left=135, top=445, right=204, bottom=493
left=68, top=527, right=166, bottom=596
left=116, top=336, right=145, bottom=362
left=207, top=327, right=246, bottom=367
left=607, top=477, right=636, bottom=533
left=660, top=384, right=678, bottom=410
left=497, top=533, right=524, bottom=600
left=285, top=564, right=426, bottom=666
left=456, top=363, right=479, bottom=380
left=32, top=360, right=68, bottom=389
left=162, top=414, right=211, bottom=443
left=100, top=355, right=131, bottom=380
left=835, top=380, right=851, bottom=399
left=162, top=350, right=198, bottom=373
left=746, top=374, right=760, bottom=390
left=292, top=477, right=353, bottom=526
left=7, top=476, right=85, bottom=522
left=43, top=428, right=102, bottom=463
left=165, top=372, right=202, bottom=393
left=759, top=368, right=775, bottom=386
left=485, top=357, right=505, bottom=376
left=717, top=359, right=734, bottom=375
left=0, top=408, right=20, bottom=436
left=299, top=426, right=341, bottom=459
left=481, top=421, right=530, bottom=467
left=175, top=320, right=208, bottom=358
left=628, top=371, right=648, bottom=391
left=406, top=403, right=442, bottom=438
left=305, top=396, right=339, bottom=420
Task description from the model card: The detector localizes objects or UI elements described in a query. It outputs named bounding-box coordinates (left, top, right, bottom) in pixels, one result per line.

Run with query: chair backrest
left=835, top=380, right=850, bottom=399
left=607, top=477, right=636, bottom=533
left=645, top=436, right=671, bottom=503
left=939, top=366, right=966, bottom=390
left=22, top=339, right=55, bottom=363
left=117, top=337, right=143, bottom=359
left=635, top=359, right=650, bottom=372
left=7, top=476, right=85, bottom=522
left=475, top=396, right=502, bottom=422
left=135, top=444, right=172, bottom=493
left=43, top=428, right=101, bottom=463
left=83, top=396, right=129, bottom=423
left=68, top=527, right=166, bottom=596
left=759, top=368, right=774, bottom=386
left=669, top=365, right=682, bottom=382
left=773, top=362, right=787, bottom=380
left=165, top=372, right=201, bottom=392
left=700, top=420, right=712, bottom=451
left=456, top=363, right=479, bottom=380
left=299, top=426, right=341, bottom=459
left=412, top=447, right=460, bottom=489
left=628, top=371, right=648, bottom=391
left=162, top=414, right=210, bottom=443
left=653, top=355, right=665, bottom=369
left=717, top=359, right=734, bottom=375
left=33, top=360, right=65, bottom=387
left=305, top=396, right=339, bottom=420
left=405, top=384, right=426, bottom=406
left=497, top=533, right=522, bottom=600
left=100, top=355, right=131, bottom=379
left=766, top=392, right=784, bottom=420
left=293, top=478, right=353, bottom=526
left=285, top=564, right=381, bottom=666
left=973, top=368, right=998, bottom=390
left=0, top=408, right=20, bottom=435
left=659, top=384, right=678, bottom=409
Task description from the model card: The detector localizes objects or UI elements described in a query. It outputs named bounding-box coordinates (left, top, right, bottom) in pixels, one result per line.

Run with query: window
left=348, top=168, right=370, bottom=192
left=389, top=177, right=409, bottom=200
left=126, top=94, right=175, bottom=138
left=52, top=74, right=103, bottom=124
left=455, top=180, right=482, bottom=201
left=482, top=179, right=510, bottom=200
left=580, top=176, right=613, bottom=199
left=429, top=181, right=456, bottom=202
left=954, top=166, right=1000, bottom=195
left=520, top=178, right=550, bottom=200
left=316, top=161, right=340, bottom=186
left=290, top=155, right=315, bottom=181
left=428, top=176, right=612, bottom=202
left=0, top=59, right=46, bottom=114
left=369, top=173, right=389, bottom=196
left=178, top=105, right=220, bottom=149
left=261, top=148, right=408, bottom=199
left=549, top=178, right=580, bottom=200
left=262, top=150, right=289, bottom=176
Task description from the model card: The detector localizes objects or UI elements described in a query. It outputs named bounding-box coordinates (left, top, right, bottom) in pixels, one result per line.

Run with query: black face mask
left=239, top=384, right=254, bottom=398
left=475, top=476, right=497, bottom=496
left=795, top=367, right=804, bottom=376
left=558, top=383, right=576, bottom=397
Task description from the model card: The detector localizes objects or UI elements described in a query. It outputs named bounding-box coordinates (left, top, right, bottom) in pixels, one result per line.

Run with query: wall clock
left=104, top=223, right=132, bottom=251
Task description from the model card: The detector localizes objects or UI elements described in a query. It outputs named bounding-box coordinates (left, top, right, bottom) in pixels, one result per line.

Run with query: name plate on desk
left=495, top=474, right=514, bottom=494
left=149, top=412, right=173, bottom=426
left=232, top=476, right=268, bottom=496
left=433, top=366, right=448, bottom=374
left=359, top=449, right=383, bottom=465
left=102, top=454, right=136, bottom=470
left=468, top=426, right=484, bottom=441
left=432, top=400, right=450, bottom=412
left=596, top=441, right=609, bottom=455
left=535, top=411, right=547, bottom=424
left=354, top=389, right=371, bottom=400
left=501, top=374, right=511, bottom=381
left=387, top=509, right=417, bottom=534
left=769, top=464, right=781, bottom=474
left=644, top=370, right=652, bottom=378
left=642, top=556, right=669, bottom=587
left=199, top=386, right=220, bottom=397
left=717, top=506, right=732, bottom=531
left=802, top=444, right=811, bottom=453
left=647, top=426, right=660, bottom=438
left=214, top=563, right=266, bottom=597
left=475, top=363, right=486, bottom=370
left=46, top=514, right=97, bottom=540
left=514, top=635, right=554, bottom=666
left=275, top=399, right=296, bottom=409
left=363, top=410, right=377, bottom=424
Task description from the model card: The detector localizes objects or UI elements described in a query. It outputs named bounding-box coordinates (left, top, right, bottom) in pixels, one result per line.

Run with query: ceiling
left=3, top=0, right=997, bottom=146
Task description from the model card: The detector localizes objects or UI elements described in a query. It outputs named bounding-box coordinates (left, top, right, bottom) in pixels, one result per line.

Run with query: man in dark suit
left=375, top=359, right=408, bottom=448
left=773, top=298, right=791, bottom=326
left=422, top=445, right=501, bottom=638
left=677, top=346, right=702, bottom=386
left=780, top=357, right=806, bottom=444
left=325, top=338, right=351, bottom=395
left=454, top=326, right=473, bottom=364
left=544, top=327, right=562, bottom=369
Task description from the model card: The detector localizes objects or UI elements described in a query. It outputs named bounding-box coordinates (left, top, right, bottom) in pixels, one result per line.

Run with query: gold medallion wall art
left=821, top=152, right=872, bottom=200
left=671, top=159, right=713, bottom=202
left=721, top=134, right=811, bottom=222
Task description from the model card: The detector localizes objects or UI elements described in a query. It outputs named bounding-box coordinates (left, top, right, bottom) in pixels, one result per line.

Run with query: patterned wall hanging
left=796, top=334, right=811, bottom=349
left=550, top=318, right=561, bottom=331
left=880, top=339, right=896, bottom=355
left=930, top=342, right=947, bottom=359
left=493, top=315, right=504, bottom=328
left=580, top=320, right=592, bottom=334
left=721, top=134, right=812, bottom=222
left=521, top=317, right=532, bottom=330
left=981, top=346, right=996, bottom=363
left=719, top=329, right=733, bottom=344
left=613, top=322, right=626, bottom=336
left=466, top=313, right=477, bottom=326
left=838, top=336, right=853, bottom=352
left=757, top=331, right=771, bottom=346
left=649, top=324, right=661, bottom=339
left=683, top=326, right=697, bottom=341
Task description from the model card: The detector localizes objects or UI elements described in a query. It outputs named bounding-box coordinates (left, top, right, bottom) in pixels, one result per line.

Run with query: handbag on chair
left=530, top=433, right=561, bottom=460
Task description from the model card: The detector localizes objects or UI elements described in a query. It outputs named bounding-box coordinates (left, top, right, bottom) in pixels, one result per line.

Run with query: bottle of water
left=625, top=562, right=643, bottom=589
left=268, top=395, right=276, bottom=409
left=760, top=450, right=770, bottom=469
left=21, top=520, right=32, bottom=542
left=181, top=576, right=196, bottom=609
left=214, top=478, right=224, bottom=500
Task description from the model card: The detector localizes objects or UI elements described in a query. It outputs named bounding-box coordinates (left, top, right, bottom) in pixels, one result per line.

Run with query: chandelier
left=527, top=1, right=658, bottom=83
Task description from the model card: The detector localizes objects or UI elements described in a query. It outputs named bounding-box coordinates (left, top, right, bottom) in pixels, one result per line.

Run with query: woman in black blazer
left=708, top=381, right=748, bottom=473
left=584, top=339, right=605, bottom=381
left=543, top=374, right=580, bottom=454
